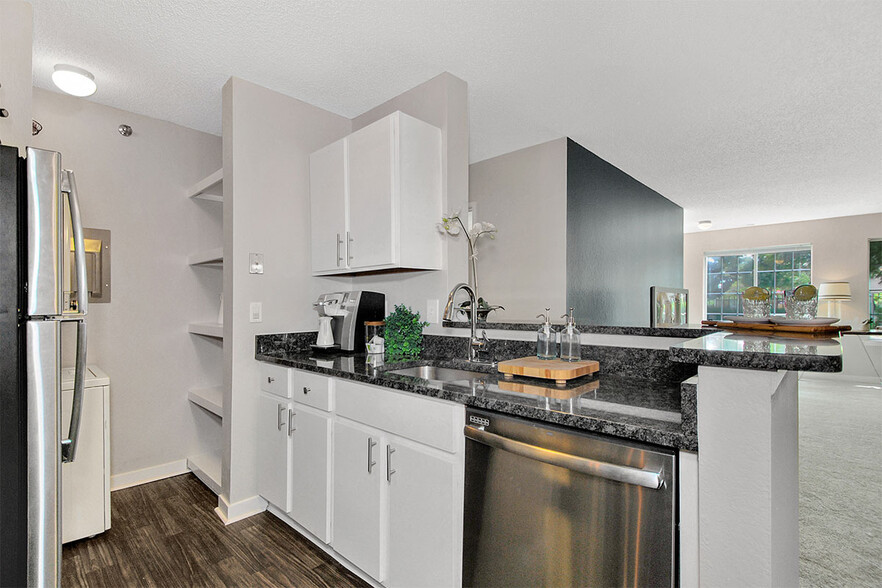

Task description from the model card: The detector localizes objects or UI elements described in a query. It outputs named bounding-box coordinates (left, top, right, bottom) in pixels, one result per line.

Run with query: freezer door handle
left=61, top=320, right=87, bottom=463
left=464, top=425, right=663, bottom=489
left=61, top=169, right=88, bottom=316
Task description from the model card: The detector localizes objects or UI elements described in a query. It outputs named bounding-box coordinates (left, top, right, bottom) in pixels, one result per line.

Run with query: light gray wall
left=30, top=87, right=223, bottom=478
left=348, top=73, right=470, bottom=326
left=223, top=77, right=351, bottom=507
left=0, top=1, right=33, bottom=153
left=469, top=138, right=568, bottom=320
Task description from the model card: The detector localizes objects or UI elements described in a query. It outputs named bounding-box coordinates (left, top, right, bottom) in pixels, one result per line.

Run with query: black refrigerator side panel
left=0, top=144, right=27, bottom=588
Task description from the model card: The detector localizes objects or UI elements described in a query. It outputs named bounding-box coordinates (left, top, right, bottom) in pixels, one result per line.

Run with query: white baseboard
left=214, top=493, right=267, bottom=525
left=111, top=459, right=190, bottom=491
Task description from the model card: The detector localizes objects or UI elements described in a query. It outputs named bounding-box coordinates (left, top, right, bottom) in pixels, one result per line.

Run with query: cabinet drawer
left=335, top=379, right=462, bottom=453
left=260, top=363, right=291, bottom=398
left=292, top=370, right=333, bottom=412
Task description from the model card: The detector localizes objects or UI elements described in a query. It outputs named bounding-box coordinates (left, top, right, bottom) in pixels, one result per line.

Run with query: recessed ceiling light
left=697, top=220, right=713, bottom=230
left=52, top=64, right=97, bottom=97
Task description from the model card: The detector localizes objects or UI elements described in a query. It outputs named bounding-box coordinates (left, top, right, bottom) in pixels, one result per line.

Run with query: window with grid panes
left=870, top=240, right=882, bottom=326
left=705, top=248, right=811, bottom=321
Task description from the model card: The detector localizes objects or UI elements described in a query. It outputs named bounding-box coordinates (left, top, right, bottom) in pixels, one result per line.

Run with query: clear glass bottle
left=559, top=307, right=581, bottom=362
left=536, top=308, right=557, bottom=360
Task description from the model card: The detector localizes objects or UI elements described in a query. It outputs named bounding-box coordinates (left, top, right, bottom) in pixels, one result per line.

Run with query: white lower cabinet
left=289, top=405, right=332, bottom=543
left=332, top=418, right=385, bottom=580
left=257, top=394, right=292, bottom=512
left=257, top=364, right=464, bottom=587
left=386, top=438, right=460, bottom=588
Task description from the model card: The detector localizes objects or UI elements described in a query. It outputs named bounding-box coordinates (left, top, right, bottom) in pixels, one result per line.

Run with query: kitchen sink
left=385, top=365, right=491, bottom=382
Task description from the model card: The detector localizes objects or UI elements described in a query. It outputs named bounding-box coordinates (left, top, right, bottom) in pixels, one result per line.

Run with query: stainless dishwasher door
left=462, top=409, right=676, bottom=588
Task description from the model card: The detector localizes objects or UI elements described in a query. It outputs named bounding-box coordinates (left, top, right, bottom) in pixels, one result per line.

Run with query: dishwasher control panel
left=469, top=415, right=490, bottom=428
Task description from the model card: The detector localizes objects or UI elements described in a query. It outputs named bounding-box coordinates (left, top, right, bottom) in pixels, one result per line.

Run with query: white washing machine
left=61, top=365, right=111, bottom=543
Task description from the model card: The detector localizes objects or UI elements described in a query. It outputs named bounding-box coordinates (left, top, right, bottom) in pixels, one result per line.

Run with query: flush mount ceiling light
left=697, top=220, right=713, bottom=230
left=52, top=64, right=97, bottom=97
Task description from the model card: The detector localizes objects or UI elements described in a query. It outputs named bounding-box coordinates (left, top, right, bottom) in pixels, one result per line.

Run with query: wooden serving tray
left=497, top=356, right=599, bottom=385
left=702, top=320, right=851, bottom=335
left=497, top=378, right=600, bottom=399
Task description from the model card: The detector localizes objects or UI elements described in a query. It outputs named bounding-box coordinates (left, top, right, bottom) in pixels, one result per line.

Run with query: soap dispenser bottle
left=560, top=307, right=581, bottom=362
left=536, top=308, right=557, bottom=360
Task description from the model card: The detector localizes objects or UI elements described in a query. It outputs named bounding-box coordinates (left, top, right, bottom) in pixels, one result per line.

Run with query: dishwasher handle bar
left=464, top=425, right=663, bottom=490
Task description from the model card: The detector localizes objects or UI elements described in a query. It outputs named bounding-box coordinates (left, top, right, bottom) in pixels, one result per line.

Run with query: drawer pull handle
left=267, top=376, right=275, bottom=384
left=386, top=445, right=396, bottom=483
left=303, top=386, right=310, bottom=395
left=367, top=437, right=377, bottom=474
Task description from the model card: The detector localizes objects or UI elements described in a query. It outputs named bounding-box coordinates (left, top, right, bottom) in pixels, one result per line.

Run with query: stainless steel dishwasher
left=462, top=409, right=677, bottom=587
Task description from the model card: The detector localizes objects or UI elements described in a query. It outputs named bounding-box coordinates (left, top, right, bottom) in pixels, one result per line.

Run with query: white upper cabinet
left=308, top=111, right=443, bottom=275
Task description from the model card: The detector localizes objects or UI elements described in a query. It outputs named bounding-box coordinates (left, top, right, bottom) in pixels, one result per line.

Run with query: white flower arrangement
left=437, top=210, right=502, bottom=320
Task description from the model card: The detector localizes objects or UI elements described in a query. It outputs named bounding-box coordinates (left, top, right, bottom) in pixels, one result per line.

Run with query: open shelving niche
left=186, top=168, right=224, bottom=495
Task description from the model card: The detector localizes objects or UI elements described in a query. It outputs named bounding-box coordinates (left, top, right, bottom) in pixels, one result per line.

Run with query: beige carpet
left=799, top=376, right=882, bottom=587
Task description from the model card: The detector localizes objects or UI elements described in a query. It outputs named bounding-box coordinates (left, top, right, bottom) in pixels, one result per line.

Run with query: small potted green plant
left=384, top=304, right=429, bottom=360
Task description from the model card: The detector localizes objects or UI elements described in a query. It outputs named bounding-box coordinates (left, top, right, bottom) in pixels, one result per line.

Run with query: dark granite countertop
left=255, top=349, right=697, bottom=451
left=841, top=330, right=882, bottom=336
left=669, top=331, right=843, bottom=372
left=441, top=320, right=719, bottom=338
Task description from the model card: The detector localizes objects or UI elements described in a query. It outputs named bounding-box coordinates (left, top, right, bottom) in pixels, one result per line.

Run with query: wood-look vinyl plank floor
left=62, top=473, right=367, bottom=588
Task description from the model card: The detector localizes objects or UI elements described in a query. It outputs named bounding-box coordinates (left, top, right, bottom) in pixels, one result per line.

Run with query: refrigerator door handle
left=61, top=319, right=87, bottom=463
left=61, top=169, right=89, bottom=316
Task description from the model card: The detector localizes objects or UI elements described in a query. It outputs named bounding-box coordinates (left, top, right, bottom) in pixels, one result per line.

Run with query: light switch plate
left=250, top=302, right=262, bottom=323
left=249, top=253, right=264, bottom=274
left=426, top=299, right=439, bottom=323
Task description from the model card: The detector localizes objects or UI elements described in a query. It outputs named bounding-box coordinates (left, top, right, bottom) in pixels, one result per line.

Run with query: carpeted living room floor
left=799, top=376, right=882, bottom=587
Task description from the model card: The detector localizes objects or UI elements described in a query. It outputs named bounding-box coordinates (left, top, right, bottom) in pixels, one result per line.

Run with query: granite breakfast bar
left=255, top=326, right=842, bottom=588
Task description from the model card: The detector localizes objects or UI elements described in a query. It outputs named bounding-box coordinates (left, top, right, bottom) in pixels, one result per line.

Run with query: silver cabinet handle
left=347, top=231, right=353, bottom=264
left=277, top=404, right=286, bottom=430
left=463, top=425, right=663, bottom=489
left=288, top=408, right=296, bottom=436
left=386, top=445, right=396, bottom=483
left=303, top=386, right=310, bottom=395
left=336, top=233, right=343, bottom=267
left=367, top=437, right=377, bottom=473
left=267, top=376, right=275, bottom=384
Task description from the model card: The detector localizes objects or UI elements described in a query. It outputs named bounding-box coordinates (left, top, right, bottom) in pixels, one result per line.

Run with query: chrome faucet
left=443, top=283, right=494, bottom=365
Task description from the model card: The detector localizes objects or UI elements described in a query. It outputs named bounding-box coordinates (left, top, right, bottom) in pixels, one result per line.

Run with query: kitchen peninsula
left=254, top=325, right=841, bottom=587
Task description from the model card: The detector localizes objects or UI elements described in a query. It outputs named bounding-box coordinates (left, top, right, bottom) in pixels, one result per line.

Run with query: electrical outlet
left=249, top=302, right=262, bottom=323
left=426, top=299, right=439, bottom=323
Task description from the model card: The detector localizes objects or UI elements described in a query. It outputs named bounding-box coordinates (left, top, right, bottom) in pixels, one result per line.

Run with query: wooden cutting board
left=702, top=320, right=851, bottom=335
left=497, top=378, right=599, bottom=399
left=497, top=356, right=599, bottom=385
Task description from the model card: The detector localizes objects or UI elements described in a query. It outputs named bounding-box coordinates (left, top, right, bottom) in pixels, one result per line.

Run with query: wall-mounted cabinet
left=309, top=111, right=443, bottom=275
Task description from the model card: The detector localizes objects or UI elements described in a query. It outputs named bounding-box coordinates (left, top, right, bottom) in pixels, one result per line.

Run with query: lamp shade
left=818, top=282, right=851, bottom=300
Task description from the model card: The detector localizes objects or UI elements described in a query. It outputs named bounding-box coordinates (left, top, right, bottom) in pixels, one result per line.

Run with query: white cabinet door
left=333, top=418, right=385, bottom=581
left=257, top=394, right=292, bottom=512
left=347, top=116, right=395, bottom=270
left=289, top=406, right=332, bottom=543
left=386, top=440, right=460, bottom=588
left=309, top=138, right=347, bottom=273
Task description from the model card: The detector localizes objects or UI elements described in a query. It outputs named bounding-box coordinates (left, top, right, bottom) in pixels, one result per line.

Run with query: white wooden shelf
left=187, top=453, right=221, bottom=495
left=188, top=247, right=224, bottom=266
left=188, top=322, right=223, bottom=339
left=187, top=168, right=223, bottom=202
left=188, top=386, right=223, bottom=418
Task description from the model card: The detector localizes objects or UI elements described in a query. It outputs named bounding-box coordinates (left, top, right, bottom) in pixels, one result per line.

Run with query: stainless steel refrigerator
left=0, top=145, right=88, bottom=587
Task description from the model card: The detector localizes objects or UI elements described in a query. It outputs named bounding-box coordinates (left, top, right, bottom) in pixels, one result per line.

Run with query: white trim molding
left=215, top=493, right=267, bottom=525
left=110, top=459, right=190, bottom=491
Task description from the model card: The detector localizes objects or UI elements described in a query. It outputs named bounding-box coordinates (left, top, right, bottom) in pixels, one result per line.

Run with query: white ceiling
left=30, top=0, right=882, bottom=232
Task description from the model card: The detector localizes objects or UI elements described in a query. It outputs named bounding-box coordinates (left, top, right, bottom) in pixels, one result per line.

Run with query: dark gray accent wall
left=566, top=139, right=683, bottom=326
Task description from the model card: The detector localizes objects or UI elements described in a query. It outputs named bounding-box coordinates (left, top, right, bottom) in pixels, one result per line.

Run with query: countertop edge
left=441, top=321, right=718, bottom=338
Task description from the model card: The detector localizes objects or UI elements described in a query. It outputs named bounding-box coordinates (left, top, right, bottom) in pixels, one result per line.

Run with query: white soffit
left=30, top=0, right=882, bottom=232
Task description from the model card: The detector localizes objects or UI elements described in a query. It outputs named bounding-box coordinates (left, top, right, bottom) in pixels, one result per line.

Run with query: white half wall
left=684, top=213, right=882, bottom=327
left=30, top=87, right=222, bottom=477
left=469, top=138, right=567, bottom=320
